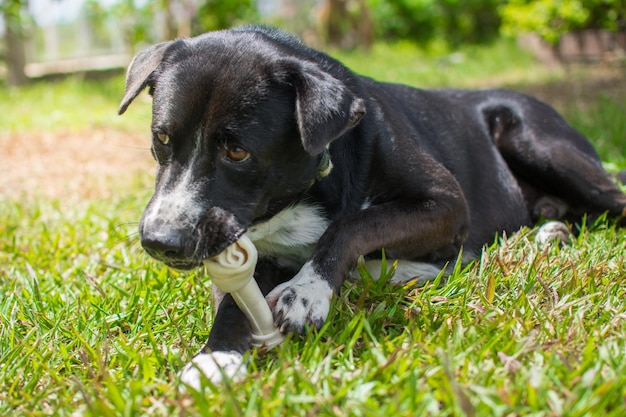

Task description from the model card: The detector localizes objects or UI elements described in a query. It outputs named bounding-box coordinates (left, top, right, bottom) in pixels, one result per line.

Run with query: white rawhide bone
left=203, top=234, right=284, bottom=349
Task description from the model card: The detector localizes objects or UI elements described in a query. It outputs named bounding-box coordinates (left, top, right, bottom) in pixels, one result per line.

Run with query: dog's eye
left=156, top=132, right=170, bottom=145
left=226, top=146, right=250, bottom=162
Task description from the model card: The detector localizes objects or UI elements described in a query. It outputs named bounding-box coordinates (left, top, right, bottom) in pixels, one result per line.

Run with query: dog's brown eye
left=156, top=132, right=170, bottom=145
left=226, top=146, right=250, bottom=162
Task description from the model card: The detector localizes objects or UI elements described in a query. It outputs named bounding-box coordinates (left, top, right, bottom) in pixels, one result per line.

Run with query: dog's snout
left=138, top=203, right=247, bottom=270
left=141, top=230, right=186, bottom=260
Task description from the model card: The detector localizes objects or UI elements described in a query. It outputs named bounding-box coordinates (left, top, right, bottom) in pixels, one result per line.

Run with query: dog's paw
left=535, top=221, right=572, bottom=246
left=266, top=261, right=333, bottom=334
left=179, top=351, right=246, bottom=390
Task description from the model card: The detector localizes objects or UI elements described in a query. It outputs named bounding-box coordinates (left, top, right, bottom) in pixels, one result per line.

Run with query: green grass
left=560, top=94, right=626, bottom=167
left=1, top=38, right=625, bottom=416
left=0, top=76, right=152, bottom=134
left=331, top=38, right=543, bottom=88
left=1, top=198, right=625, bottom=416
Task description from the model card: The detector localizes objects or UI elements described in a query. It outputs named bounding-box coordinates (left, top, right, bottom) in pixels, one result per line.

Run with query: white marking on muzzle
left=142, top=129, right=206, bottom=232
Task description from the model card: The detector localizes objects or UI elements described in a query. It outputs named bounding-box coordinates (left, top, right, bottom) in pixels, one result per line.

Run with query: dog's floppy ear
left=118, top=42, right=171, bottom=115
left=284, top=60, right=366, bottom=155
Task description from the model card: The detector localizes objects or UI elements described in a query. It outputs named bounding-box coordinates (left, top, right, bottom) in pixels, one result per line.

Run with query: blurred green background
left=1, top=0, right=624, bottom=201
left=2, top=0, right=624, bottom=86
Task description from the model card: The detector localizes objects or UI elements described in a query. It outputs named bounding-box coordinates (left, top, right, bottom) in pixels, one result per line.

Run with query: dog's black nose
left=141, top=231, right=185, bottom=259
left=138, top=206, right=245, bottom=269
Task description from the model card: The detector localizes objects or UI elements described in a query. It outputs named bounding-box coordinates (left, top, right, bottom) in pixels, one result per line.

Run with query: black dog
left=119, top=25, right=626, bottom=388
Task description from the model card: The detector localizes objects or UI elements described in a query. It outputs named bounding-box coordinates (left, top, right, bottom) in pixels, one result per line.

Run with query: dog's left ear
left=118, top=42, right=171, bottom=115
left=283, top=60, right=366, bottom=155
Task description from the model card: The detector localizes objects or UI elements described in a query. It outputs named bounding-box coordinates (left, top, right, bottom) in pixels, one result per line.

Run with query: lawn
left=0, top=38, right=625, bottom=416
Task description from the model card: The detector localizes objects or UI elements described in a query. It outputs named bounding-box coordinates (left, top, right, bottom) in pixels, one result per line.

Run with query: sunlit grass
left=0, top=76, right=152, bottom=133
left=562, top=94, right=626, bottom=167
left=332, top=37, right=544, bottom=88
left=1, top=196, right=624, bottom=415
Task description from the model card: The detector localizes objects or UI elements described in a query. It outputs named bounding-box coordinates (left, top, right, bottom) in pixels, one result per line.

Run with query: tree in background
left=318, top=0, right=374, bottom=49
left=2, top=0, right=30, bottom=86
left=82, top=0, right=257, bottom=54
left=95, top=0, right=163, bottom=53
left=195, top=0, right=258, bottom=34
left=3, top=0, right=623, bottom=85
left=366, top=0, right=503, bottom=47
left=500, top=0, right=624, bottom=44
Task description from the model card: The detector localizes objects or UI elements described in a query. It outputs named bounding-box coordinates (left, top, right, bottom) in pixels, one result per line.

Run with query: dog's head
left=119, top=27, right=365, bottom=269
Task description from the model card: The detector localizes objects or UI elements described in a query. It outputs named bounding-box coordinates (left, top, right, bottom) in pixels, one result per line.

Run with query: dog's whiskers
left=107, top=221, right=141, bottom=250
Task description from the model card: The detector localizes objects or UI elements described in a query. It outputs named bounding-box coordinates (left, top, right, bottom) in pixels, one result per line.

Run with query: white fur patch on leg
left=535, top=221, right=572, bottom=246
left=350, top=259, right=445, bottom=284
left=266, top=261, right=332, bottom=333
left=179, top=351, right=246, bottom=390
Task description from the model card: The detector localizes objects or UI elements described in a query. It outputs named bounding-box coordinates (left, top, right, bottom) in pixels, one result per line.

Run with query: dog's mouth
left=140, top=206, right=246, bottom=270
left=155, top=257, right=204, bottom=271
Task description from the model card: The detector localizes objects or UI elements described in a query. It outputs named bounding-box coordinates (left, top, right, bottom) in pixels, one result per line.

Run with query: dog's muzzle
left=140, top=206, right=245, bottom=270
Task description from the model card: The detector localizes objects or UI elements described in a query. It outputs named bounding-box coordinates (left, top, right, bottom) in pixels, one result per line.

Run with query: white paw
left=179, top=351, right=246, bottom=390
left=266, top=261, right=333, bottom=333
left=535, top=221, right=572, bottom=246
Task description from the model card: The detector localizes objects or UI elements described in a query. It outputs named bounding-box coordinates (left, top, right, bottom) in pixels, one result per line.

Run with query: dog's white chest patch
left=247, top=203, right=329, bottom=266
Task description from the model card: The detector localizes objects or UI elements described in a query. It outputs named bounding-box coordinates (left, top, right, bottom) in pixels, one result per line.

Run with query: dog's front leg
left=180, top=259, right=294, bottom=389
left=178, top=292, right=252, bottom=389
left=267, top=195, right=469, bottom=334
